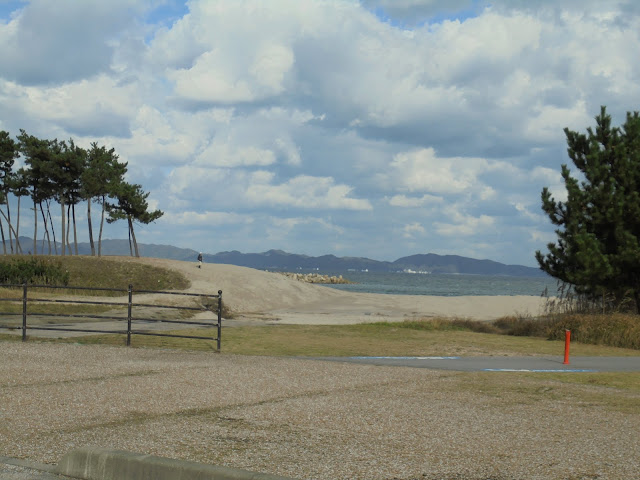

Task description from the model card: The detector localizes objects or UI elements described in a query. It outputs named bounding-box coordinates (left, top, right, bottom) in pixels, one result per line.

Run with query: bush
left=0, top=257, right=69, bottom=285
left=492, top=313, right=640, bottom=350
left=545, top=314, right=640, bottom=350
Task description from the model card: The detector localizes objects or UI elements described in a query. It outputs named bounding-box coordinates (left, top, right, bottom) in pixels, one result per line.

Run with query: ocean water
left=318, top=271, right=559, bottom=297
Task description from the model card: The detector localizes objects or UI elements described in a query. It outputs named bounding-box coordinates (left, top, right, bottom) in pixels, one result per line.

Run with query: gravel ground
left=1, top=342, right=639, bottom=480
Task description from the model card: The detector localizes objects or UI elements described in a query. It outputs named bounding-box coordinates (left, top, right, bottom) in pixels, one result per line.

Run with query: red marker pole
left=563, top=330, right=571, bottom=365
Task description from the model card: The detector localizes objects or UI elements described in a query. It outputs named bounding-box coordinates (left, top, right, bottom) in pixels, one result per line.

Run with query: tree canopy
left=536, top=106, right=640, bottom=312
left=0, top=130, right=163, bottom=257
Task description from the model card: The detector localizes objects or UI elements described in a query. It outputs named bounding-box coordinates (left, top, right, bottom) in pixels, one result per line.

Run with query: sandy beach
left=115, top=256, right=549, bottom=324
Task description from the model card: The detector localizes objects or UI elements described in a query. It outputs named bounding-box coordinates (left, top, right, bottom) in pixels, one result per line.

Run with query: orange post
left=563, top=330, right=571, bottom=365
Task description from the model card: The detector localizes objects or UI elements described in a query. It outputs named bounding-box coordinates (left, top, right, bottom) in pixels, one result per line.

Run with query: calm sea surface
left=316, top=271, right=558, bottom=297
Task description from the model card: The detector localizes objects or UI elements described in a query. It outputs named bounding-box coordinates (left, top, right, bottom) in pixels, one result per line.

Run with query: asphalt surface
left=315, top=355, right=640, bottom=372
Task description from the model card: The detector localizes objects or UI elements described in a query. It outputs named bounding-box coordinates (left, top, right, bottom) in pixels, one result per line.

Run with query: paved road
left=316, top=355, right=640, bottom=372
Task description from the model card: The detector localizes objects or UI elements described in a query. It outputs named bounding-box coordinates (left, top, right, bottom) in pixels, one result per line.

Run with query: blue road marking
left=483, top=368, right=598, bottom=372
left=350, top=356, right=460, bottom=360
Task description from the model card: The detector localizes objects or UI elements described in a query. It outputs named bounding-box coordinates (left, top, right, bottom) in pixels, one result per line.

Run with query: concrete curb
left=55, top=448, right=299, bottom=480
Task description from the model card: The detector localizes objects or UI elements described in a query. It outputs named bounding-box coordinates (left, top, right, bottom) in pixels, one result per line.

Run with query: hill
left=6, top=237, right=545, bottom=277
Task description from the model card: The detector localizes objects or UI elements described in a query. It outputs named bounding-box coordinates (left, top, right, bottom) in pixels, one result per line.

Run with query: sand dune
left=115, top=256, right=548, bottom=324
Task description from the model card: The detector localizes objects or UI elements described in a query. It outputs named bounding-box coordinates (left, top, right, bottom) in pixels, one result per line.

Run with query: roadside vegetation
left=0, top=255, right=190, bottom=294
left=0, top=255, right=191, bottom=324
left=4, top=316, right=636, bottom=357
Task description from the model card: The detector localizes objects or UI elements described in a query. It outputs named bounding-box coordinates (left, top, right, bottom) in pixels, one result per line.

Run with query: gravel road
left=1, top=341, right=639, bottom=480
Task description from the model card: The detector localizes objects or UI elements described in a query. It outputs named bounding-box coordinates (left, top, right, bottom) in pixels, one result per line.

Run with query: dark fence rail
left=0, top=283, right=222, bottom=350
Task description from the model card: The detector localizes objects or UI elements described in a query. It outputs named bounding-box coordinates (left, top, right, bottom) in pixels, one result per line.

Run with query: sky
left=1, top=0, right=639, bottom=267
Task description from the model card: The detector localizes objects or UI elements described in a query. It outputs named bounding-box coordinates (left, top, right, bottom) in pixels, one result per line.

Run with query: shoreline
left=100, top=257, right=551, bottom=323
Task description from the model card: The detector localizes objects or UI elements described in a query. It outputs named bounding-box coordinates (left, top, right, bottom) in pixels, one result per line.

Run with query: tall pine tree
left=536, top=106, right=640, bottom=312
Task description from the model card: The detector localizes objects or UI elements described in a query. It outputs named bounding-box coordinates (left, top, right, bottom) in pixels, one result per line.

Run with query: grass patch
left=490, top=313, right=640, bottom=350
left=0, top=302, right=118, bottom=325
left=0, top=255, right=190, bottom=295
left=38, top=320, right=640, bottom=357
left=446, top=371, right=640, bottom=414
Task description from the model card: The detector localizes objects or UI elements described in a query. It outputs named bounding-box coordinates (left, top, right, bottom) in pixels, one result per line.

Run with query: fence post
left=217, top=290, right=222, bottom=351
left=127, top=284, right=133, bottom=346
left=22, top=283, right=27, bottom=342
left=563, top=330, right=571, bottom=365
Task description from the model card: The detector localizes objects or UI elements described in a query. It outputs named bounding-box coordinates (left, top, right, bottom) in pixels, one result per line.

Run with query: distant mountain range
left=206, top=250, right=546, bottom=277
left=5, top=237, right=545, bottom=277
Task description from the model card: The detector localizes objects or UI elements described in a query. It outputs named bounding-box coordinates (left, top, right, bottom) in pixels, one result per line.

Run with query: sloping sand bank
left=112, top=257, right=548, bottom=324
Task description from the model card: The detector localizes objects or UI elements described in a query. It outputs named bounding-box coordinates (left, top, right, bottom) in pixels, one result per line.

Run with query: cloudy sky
left=1, top=0, right=638, bottom=266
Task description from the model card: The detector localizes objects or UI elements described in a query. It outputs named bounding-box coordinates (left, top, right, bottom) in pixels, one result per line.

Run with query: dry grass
left=448, top=371, right=640, bottom=414
left=489, top=313, right=640, bottom=349
left=16, top=320, right=637, bottom=358
left=0, top=255, right=190, bottom=294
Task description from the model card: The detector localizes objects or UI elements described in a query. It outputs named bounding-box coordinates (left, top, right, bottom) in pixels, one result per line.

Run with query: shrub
left=545, top=314, right=640, bottom=350
left=492, top=313, right=640, bottom=350
left=0, top=257, right=69, bottom=285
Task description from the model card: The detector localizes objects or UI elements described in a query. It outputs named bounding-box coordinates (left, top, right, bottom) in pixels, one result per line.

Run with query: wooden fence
left=0, top=283, right=222, bottom=350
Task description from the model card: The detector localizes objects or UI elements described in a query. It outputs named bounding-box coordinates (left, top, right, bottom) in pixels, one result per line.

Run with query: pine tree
left=107, top=182, right=163, bottom=258
left=82, top=143, right=127, bottom=256
left=536, top=106, right=640, bottom=312
left=0, top=131, right=18, bottom=254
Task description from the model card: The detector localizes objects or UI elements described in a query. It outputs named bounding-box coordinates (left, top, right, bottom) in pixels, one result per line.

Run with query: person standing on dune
left=197, top=252, right=203, bottom=268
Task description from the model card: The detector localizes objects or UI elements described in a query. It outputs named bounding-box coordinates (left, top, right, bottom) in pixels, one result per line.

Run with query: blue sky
left=1, top=0, right=638, bottom=266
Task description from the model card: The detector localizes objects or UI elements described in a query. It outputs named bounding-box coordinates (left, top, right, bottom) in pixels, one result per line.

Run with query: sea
left=308, top=270, right=559, bottom=297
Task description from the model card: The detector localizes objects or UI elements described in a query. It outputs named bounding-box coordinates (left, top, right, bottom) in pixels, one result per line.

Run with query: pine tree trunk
left=0, top=210, right=23, bottom=254
left=5, top=197, right=13, bottom=254
left=127, top=221, right=133, bottom=257
left=46, top=201, right=56, bottom=255
left=61, top=201, right=66, bottom=256
left=65, top=204, right=71, bottom=256
left=98, top=196, right=105, bottom=257
left=128, top=216, right=139, bottom=258
left=40, top=203, right=51, bottom=255
left=0, top=218, right=6, bottom=255
left=72, top=204, right=78, bottom=255
left=15, top=196, right=21, bottom=254
left=87, top=199, right=95, bottom=256
left=33, top=200, right=37, bottom=255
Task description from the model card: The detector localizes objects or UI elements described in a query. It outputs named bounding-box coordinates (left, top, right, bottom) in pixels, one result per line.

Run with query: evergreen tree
left=0, top=131, right=18, bottom=254
left=107, top=182, right=163, bottom=257
left=16, top=131, right=58, bottom=255
left=536, top=106, right=640, bottom=312
left=59, top=139, right=87, bottom=255
left=9, top=169, right=30, bottom=253
left=82, top=143, right=127, bottom=256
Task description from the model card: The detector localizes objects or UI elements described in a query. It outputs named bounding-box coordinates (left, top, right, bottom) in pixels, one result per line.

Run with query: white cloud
left=390, top=148, right=489, bottom=194
left=162, top=211, right=253, bottom=226
left=274, top=137, right=302, bottom=166
left=246, top=175, right=373, bottom=210
left=525, top=101, right=591, bottom=142
left=196, top=142, right=276, bottom=168
left=403, top=222, right=425, bottom=238
left=0, top=1, right=126, bottom=84
left=1, top=0, right=638, bottom=265
left=435, top=208, right=495, bottom=236
left=388, top=193, right=444, bottom=208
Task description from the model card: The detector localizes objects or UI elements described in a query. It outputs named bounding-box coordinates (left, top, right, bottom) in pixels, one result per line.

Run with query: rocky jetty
left=277, top=272, right=354, bottom=284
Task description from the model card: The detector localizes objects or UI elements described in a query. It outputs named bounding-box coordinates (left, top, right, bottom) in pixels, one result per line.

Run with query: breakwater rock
left=277, top=272, right=354, bottom=284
